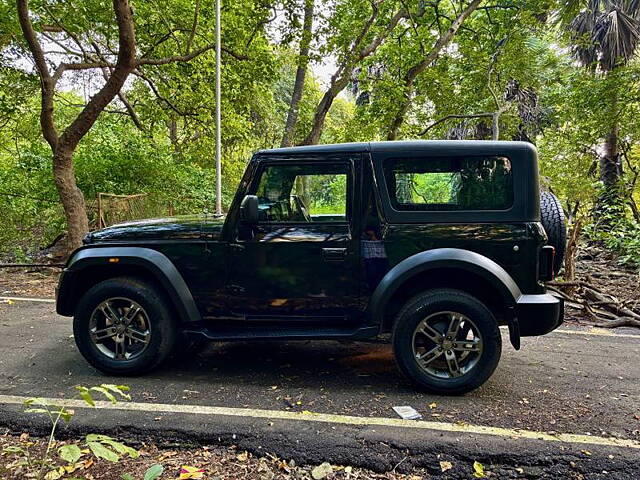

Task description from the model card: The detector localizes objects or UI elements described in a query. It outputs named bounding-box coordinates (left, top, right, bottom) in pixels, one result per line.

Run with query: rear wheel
left=73, top=277, right=177, bottom=375
left=392, top=289, right=501, bottom=395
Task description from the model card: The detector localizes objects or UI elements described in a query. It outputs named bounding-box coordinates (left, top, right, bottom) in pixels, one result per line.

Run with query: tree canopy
left=1, top=0, right=640, bottom=265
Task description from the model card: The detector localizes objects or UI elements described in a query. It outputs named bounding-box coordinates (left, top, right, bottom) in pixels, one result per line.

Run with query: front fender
left=56, top=246, right=201, bottom=323
left=368, top=248, right=522, bottom=328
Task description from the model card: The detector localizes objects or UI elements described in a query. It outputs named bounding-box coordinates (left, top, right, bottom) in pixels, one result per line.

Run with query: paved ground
left=1, top=300, right=639, bottom=478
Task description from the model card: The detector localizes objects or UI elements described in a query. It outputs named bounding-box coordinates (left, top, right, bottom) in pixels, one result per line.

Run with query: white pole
left=215, top=0, right=222, bottom=215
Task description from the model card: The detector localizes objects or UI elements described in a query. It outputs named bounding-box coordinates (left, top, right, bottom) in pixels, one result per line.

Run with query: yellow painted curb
left=0, top=394, right=638, bottom=450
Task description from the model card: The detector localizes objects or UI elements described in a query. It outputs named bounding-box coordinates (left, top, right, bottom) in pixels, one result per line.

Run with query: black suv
left=57, top=141, right=565, bottom=394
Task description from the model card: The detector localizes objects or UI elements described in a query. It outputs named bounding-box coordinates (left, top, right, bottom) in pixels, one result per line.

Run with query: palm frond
left=595, top=9, right=640, bottom=69
left=570, top=10, right=600, bottom=65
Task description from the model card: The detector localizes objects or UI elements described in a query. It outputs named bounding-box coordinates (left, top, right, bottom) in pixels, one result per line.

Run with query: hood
left=86, top=214, right=225, bottom=243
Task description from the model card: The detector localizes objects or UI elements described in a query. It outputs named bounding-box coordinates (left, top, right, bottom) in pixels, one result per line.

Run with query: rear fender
left=368, top=248, right=522, bottom=348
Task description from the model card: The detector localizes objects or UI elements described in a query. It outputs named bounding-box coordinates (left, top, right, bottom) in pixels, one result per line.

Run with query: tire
left=392, top=289, right=501, bottom=395
left=73, top=277, right=178, bottom=375
left=540, top=191, right=567, bottom=275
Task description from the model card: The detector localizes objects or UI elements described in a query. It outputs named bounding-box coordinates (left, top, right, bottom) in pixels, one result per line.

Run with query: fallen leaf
left=312, top=462, right=333, bottom=480
left=439, top=460, right=453, bottom=472
left=428, top=402, right=437, bottom=409
left=179, top=465, right=205, bottom=479
left=236, top=451, right=249, bottom=461
left=44, top=470, right=62, bottom=480
left=473, top=460, right=485, bottom=478
left=581, top=449, right=592, bottom=456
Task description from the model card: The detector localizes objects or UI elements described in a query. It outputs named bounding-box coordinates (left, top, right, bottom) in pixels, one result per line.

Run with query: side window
left=384, top=156, right=513, bottom=211
left=253, top=163, right=349, bottom=222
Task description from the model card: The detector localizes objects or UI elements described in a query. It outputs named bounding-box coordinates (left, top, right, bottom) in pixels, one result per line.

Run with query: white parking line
left=0, top=394, right=638, bottom=450
left=0, top=296, right=55, bottom=303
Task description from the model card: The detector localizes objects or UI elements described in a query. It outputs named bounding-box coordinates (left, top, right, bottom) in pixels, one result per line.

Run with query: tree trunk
left=492, top=112, right=499, bottom=140
left=52, top=149, right=90, bottom=251
left=302, top=77, right=348, bottom=145
left=600, top=123, right=621, bottom=193
left=281, top=0, right=314, bottom=148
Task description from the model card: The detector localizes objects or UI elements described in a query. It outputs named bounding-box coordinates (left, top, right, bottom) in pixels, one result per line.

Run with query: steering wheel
left=291, top=195, right=312, bottom=222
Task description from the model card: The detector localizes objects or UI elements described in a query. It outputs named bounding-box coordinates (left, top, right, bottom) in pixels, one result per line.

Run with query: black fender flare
left=57, top=247, right=201, bottom=323
left=368, top=248, right=522, bottom=347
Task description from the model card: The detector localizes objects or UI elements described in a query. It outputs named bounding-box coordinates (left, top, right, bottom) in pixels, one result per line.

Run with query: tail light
left=539, top=245, right=555, bottom=281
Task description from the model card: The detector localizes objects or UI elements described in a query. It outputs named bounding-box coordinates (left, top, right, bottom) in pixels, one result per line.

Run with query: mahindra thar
left=56, top=141, right=565, bottom=394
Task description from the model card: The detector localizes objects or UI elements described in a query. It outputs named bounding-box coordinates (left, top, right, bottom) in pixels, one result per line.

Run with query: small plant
left=8, top=384, right=137, bottom=479
left=122, top=463, right=164, bottom=480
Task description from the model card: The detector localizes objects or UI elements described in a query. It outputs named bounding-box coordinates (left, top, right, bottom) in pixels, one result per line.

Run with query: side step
left=182, top=324, right=379, bottom=341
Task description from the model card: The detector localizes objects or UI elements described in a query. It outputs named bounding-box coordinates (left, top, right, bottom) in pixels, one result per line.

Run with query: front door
left=226, top=156, right=362, bottom=323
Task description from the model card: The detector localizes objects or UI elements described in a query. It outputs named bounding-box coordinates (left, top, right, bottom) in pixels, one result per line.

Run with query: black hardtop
left=257, top=140, right=537, bottom=159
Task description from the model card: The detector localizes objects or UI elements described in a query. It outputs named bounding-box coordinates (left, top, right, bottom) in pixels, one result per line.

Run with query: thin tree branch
left=419, top=113, right=494, bottom=136
left=52, top=61, right=116, bottom=82
left=186, top=0, right=201, bottom=54
left=133, top=69, right=195, bottom=117
left=138, top=43, right=248, bottom=65
left=16, top=0, right=58, bottom=150
left=58, top=0, right=137, bottom=152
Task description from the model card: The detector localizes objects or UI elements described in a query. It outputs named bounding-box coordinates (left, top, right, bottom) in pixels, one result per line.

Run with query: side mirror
left=240, top=195, right=259, bottom=224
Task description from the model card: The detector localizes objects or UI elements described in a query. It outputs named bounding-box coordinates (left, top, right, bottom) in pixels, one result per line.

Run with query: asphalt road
left=1, top=300, right=639, bottom=478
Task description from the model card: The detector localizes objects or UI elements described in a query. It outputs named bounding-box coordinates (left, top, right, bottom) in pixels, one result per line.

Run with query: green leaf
left=143, top=464, right=164, bottom=480
left=122, top=475, right=135, bottom=480
left=76, top=387, right=95, bottom=407
left=85, top=433, right=112, bottom=443
left=3, top=445, right=25, bottom=454
left=101, top=384, right=132, bottom=401
left=102, top=439, right=139, bottom=459
left=89, top=386, right=117, bottom=404
left=58, top=444, right=83, bottom=464
left=53, top=406, right=74, bottom=422
left=87, top=441, right=119, bottom=462
left=473, top=460, right=485, bottom=478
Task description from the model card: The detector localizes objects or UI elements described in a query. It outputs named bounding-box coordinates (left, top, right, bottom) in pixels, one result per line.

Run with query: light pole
left=215, top=0, right=222, bottom=215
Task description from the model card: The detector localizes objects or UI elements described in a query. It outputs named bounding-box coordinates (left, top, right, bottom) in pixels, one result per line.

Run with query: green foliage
left=58, top=445, right=82, bottom=464
left=143, top=464, right=165, bottom=480
left=0, top=0, right=639, bottom=264
left=18, top=385, right=136, bottom=479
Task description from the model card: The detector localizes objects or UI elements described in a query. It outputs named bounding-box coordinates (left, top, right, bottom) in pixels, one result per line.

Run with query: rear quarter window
left=383, top=156, right=513, bottom=211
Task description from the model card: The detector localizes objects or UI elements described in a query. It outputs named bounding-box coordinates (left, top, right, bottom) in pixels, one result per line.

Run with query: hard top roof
left=257, top=140, right=536, bottom=157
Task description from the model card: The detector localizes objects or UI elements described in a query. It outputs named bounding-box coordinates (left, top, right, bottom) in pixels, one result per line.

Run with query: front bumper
left=516, top=293, right=564, bottom=336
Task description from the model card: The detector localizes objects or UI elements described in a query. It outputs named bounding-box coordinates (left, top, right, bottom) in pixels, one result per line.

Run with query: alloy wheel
left=411, top=311, right=483, bottom=379
left=89, top=297, right=151, bottom=361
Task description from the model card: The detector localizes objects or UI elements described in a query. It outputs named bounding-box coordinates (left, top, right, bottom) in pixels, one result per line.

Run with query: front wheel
left=392, top=289, right=501, bottom=395
left=73, top=277, right=178, bottom=375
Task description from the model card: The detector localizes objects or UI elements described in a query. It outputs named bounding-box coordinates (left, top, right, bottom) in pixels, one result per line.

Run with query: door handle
left=322, top=247, right=347, bottom=262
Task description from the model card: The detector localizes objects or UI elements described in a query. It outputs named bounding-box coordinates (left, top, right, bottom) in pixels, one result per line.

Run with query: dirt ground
left=0, top=267, right=59, bottom=299
left=0, top=431, right=435, bottom=480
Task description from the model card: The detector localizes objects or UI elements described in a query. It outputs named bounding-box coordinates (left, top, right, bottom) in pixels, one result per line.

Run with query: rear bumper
left=516, top=293, right=564, bottom=336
